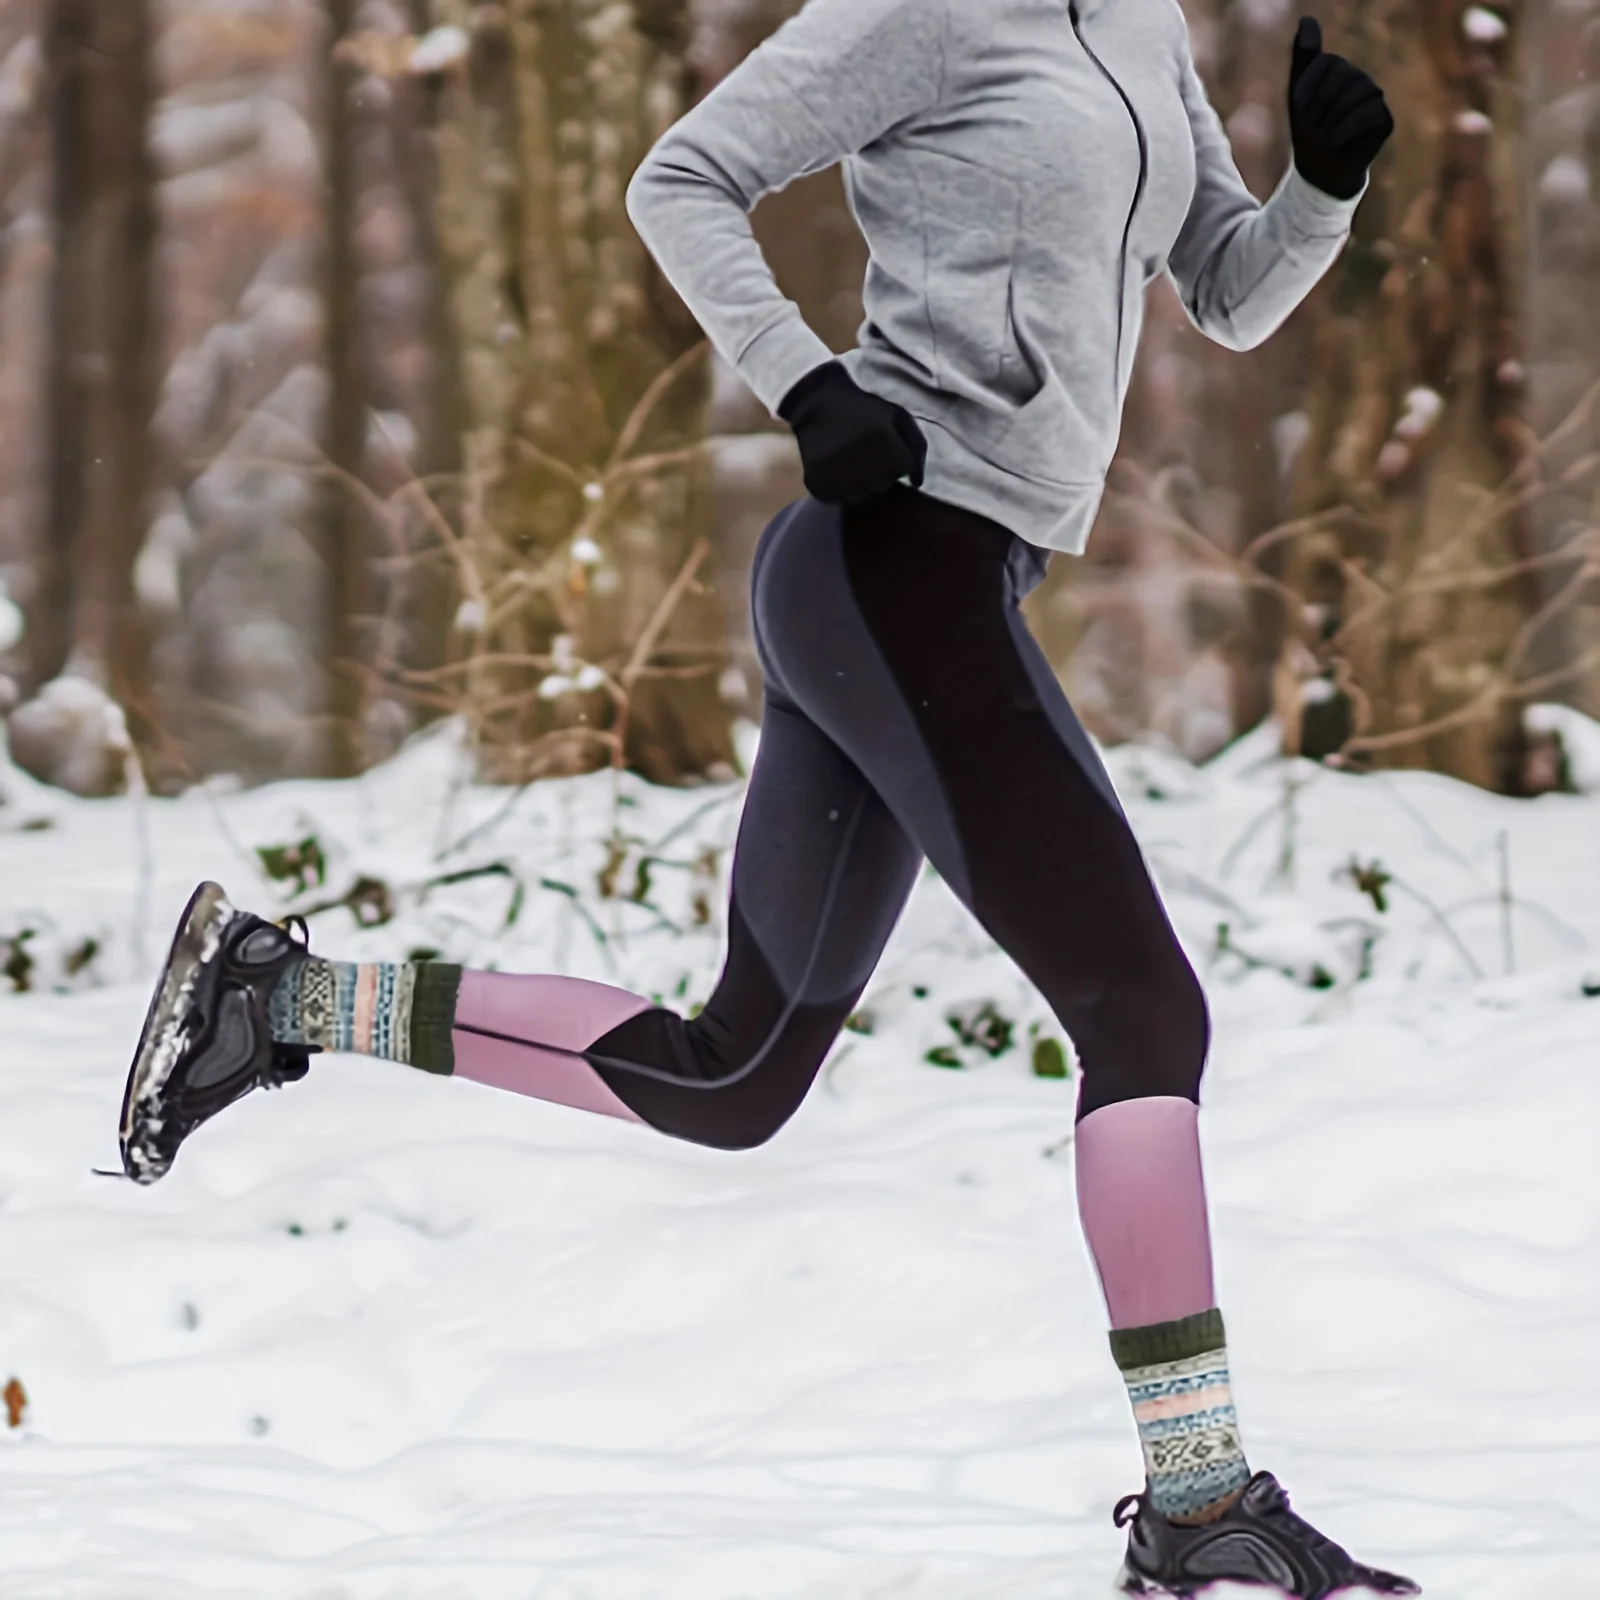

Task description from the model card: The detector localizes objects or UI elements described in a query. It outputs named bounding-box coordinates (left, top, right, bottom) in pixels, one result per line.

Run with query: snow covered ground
left=1, top=716, right=1598, bottom=1599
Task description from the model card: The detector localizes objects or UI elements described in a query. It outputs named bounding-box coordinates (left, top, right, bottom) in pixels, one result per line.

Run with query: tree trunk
left=394, top=0, right=468, bottom=714
left=317, top=0, right=372, bottom=778
left=1285, top=0, right=1541, bottom=792
left=0, top=0, right=52, bottom=642
left=421, top=0, right=735, bottom=786
left=31, top=0, right=158, bottom=777
left=1523, top=0, right=1600, bottom=728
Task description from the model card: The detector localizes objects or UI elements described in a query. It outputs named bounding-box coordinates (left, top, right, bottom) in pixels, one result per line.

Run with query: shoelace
left=1264, top=1496, right=1347, bottom=1565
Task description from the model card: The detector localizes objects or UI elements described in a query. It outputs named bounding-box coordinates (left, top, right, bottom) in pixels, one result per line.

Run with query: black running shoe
left=118, top=882, right=319, bottom=1185
left=1114, top=1471, right=1421, bottom=1598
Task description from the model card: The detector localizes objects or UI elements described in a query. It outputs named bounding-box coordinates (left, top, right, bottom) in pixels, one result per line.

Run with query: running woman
left=117, top=4, right=1413, bottom=1594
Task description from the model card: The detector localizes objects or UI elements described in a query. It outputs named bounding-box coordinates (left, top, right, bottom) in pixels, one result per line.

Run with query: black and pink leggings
left=452, top=488, right=1220, bottom=1333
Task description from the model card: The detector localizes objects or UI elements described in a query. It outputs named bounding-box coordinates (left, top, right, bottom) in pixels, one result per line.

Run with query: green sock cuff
left=410, top=963, right=463, bottom=1075
left=1109, top=1308, right=1227, bottom=1373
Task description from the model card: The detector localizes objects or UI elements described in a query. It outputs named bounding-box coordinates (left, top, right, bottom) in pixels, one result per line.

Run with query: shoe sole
left=1114, top=1569, right=1279, bottom=1597
left=117, top=881, right=235, bottom=1184
left=1114, top=1567, right=1419, bottom=1598
left=1115, top=1563, right=1196, bottom=1596
left=1115, top=1574, right=1275, bottom=1598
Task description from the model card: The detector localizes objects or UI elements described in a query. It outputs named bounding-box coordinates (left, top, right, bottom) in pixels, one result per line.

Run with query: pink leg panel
left=1074, top=1095, right=1217, bottom=1331
left=452, top=970, right=650, bottom=1124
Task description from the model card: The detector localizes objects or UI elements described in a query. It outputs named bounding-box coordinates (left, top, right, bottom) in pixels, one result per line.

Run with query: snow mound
left=7, top=674, right=131, bottom=798
left=1526, top=701, right=1600, bottom=793
left=0, top=720, right=1596, bottom=1597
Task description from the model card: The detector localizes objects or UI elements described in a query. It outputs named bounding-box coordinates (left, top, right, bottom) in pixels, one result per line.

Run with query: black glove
left=776, top=360, right=927, bottom=507
left=1288, top=16, right=1394, bottom=201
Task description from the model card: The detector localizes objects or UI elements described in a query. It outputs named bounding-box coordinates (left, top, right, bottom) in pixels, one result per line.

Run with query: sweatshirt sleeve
left=1164, top=41, right=1365, bottom=353
left=624, top=0, right=951, bottom=417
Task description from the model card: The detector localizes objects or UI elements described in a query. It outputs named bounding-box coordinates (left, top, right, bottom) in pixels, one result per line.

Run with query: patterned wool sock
left=268, top=959, right=463, bottom=1075
left=1111, top=1307, right=1252, bottom=1525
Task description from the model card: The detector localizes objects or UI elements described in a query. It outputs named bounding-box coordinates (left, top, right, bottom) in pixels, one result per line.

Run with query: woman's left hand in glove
left=1288, top=16, right=1395, bottom=201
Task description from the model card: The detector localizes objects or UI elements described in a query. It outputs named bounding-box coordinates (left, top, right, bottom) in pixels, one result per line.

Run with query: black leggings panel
left=588, top=488, right=1210, bottom=1149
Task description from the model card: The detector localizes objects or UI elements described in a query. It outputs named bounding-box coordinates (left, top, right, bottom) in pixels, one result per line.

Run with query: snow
left=1539, top=153, right=1589, bottom=205
left=1462, top=6, right=1509, bottom=44
left=1394, top=387, right=1443, bottom=442
left=0, top=589, right=23, bottom=654
left=1526, top=703, right=1600, bottom=793
left=408, top=27, right=471, bottom=78
left=6, top=675, right=132, bottom=798
left=2, top=715, right=1599, bottom=1598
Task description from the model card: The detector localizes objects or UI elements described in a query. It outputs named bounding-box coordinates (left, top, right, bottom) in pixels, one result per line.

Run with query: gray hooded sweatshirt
left=624, top=0, right=1365, bottom=554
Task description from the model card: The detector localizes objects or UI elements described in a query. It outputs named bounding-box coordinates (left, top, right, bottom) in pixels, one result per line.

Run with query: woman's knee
left=1075, top=958, right=1211, bottom=1117
left=615, top=1023, right=827, bottom=1152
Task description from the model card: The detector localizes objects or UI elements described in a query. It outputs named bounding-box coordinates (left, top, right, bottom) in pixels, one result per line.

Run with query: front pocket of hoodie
left=985, top=377, right=1104, bottom=489
left=916, top=151, right=1020, bottom=392
left=980, top=281, right=1105, bottom=490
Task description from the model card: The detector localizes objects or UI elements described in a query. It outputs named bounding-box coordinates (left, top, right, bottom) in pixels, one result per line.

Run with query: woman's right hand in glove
left=777, top=360, right=928, bottom=507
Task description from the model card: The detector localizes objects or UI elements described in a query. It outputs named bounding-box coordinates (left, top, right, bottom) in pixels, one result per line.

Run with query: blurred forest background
left=1, top=0, right=1598, bottom=801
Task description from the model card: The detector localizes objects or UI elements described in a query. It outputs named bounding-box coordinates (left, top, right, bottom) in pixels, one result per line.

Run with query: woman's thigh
left=754, top=487, right=1209, bottom=1119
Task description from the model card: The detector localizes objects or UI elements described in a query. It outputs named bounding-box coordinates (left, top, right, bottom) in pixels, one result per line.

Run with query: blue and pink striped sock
left=1112, top=1308, right=1251, bottom=1522
left=268, top=959, right=461, bottom=1073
